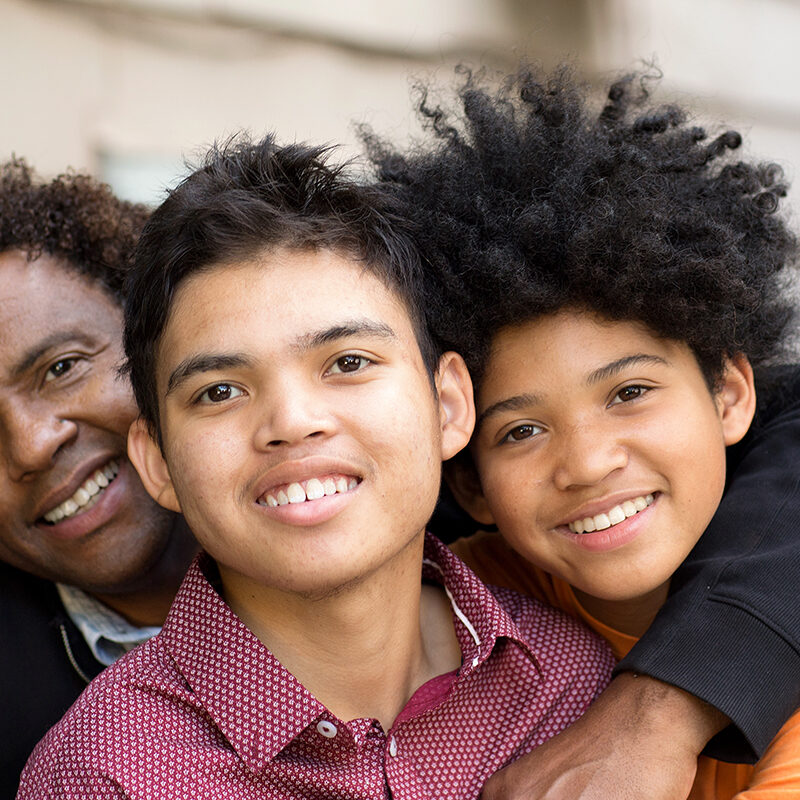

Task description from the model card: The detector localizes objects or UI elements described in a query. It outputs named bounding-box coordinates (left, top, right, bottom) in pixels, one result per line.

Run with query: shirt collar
left=160, top=532, right=541, bottom=771
left=56, top=583, right=161, bottom=667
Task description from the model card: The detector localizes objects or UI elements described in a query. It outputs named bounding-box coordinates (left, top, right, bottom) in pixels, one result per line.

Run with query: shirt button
left=471, top=656, right=479, bottom=668
left=316, top=720, right=338, bottom=738
left=389, top=735, right=398, bottom=757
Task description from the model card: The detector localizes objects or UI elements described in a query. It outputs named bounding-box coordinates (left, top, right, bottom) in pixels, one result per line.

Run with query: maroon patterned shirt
left=19, top=535, right=613, bottom=800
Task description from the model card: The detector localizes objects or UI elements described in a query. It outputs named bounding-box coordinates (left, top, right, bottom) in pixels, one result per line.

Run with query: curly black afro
left=365, top=65, right=798, bottom=390
left=0, top=158, right=149, bottom=301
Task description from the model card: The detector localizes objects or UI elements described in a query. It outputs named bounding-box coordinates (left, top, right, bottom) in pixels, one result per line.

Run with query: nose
left=552, top=421, right=628, bottom=491
left=254, top=381, right=336, bottom=449
left=1, top=402, right=78, bottom=481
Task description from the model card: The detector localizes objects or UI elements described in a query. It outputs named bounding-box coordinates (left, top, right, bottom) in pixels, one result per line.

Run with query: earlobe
left=127, top=418, right=182, bottom=513
left=435, top=352, right=476, bottom=461
left=717, top=354, right=756, bottom=446
left=445, top=457, right=496, bottom=527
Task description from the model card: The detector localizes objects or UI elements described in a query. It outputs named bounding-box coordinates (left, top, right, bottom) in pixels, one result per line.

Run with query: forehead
left=0, top=250, right=122, bottom=367
left=481, top=312, right=692, bottom=395
left=158, top=248, right=415, bottom=366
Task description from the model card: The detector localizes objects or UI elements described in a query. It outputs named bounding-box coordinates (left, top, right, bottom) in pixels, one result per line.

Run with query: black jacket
left=0, top=564, right=103, bottom=799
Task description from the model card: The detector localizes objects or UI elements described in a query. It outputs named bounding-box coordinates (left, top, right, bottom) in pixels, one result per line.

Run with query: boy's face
left=459, top=310, right=754, bottom=605
left=129, top=248, right=472, bottom=599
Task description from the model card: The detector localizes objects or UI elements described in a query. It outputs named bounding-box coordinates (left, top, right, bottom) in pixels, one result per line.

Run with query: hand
left=481, top=672, right=728, bottom=800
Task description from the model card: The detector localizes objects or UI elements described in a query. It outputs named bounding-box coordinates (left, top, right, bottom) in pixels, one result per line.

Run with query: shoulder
left=491, top=584, right=615, bottom=679
left=19, top=633, right=200, bottom=782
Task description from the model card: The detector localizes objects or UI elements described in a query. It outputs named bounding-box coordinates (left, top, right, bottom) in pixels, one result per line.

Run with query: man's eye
left=197, top=384, right=243, bottom=404
left=327, top=355, right=371, bottom=374
left=44, top=358, right=77, bottom=382
left=501, top=423, right=542, bottom=444
left=610, top=385, right=648, bottom=405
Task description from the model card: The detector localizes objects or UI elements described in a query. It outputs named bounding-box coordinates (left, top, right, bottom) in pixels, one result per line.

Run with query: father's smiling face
left=0, top=250, right=176, bottom=592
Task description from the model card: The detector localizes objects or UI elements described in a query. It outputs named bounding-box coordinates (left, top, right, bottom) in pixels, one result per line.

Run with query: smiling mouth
left=41, top=460, right=121, bottom=524
left=567, top=493, right=655, bottom=534
left=257, top=474, right=360, bottom=508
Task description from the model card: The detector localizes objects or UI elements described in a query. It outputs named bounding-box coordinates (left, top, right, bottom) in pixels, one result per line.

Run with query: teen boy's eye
left=500, top=423, right=543, bottom=444
left=44, top=358, right=78, bottom=383
left=197, top=383, right=243, bottom=404
left=326, top=354, right=372, bottom=375
left=610, top=385, right=649, bottom=405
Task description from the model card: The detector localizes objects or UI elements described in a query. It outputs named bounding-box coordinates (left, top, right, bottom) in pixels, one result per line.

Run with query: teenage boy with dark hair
left=0, top=159, right=197, bottom=795
left=18, top=136, right=613, bottom=798
left=367, top=65, right=800, bottom=798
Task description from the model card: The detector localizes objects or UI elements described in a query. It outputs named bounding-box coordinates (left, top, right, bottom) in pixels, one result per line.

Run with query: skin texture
left=454, top=310, right=755, bottom=636
left=0, top=250, right=194, bottom=624
left=128, top=247, right=474, bottom=726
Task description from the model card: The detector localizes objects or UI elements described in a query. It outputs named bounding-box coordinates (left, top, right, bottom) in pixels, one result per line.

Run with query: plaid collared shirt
left=20, top=535, right=613, bottom=800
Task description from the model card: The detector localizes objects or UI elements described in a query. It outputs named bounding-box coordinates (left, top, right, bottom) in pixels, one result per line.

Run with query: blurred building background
left=2, top=0, right=799, bottom=216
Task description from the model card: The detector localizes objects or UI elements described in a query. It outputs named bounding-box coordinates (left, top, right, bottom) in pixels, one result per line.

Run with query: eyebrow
left=10, top=330, right=96, bottom=379
left=476, top=353, right=670, bottom=430
left=586, top=353, right=669, bottom=385
left=477, top=393, right=543, bottom=430
left=166, top=353, right=254, bottom=396
left=165, top=319, right=398, bottom=396
left=293, top=320, right=397, bottom=351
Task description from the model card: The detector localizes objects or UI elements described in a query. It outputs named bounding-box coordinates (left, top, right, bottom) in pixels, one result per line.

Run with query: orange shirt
left=451, top=530, right=800, bottom=799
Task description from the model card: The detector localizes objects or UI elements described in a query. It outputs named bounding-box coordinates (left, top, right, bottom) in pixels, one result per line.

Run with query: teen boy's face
left=461, top=310, right=754, bottom=606
left=129, top=248, right=472, bottom=599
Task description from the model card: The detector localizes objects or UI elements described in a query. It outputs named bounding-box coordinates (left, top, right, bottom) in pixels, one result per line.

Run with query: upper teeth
left=568, top=493, right=654, bottom=534
left=43, top=460, right=120, bottom=523
left=259, top=475, right=358, bottom=507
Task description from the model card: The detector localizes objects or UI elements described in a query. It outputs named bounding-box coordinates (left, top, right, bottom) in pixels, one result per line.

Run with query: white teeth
left=608, top=506, right=626, bottom=525
left=594, top=513, right=611, bottom=531
left=287, top=483, right=306, bottom=504
left=568, top=493, right=655, bottom=534
left=42, top=459, right=120, bottom=523
left=305, top=478, right=325, bottom=500
left=259, top=474, right=359, bottom=508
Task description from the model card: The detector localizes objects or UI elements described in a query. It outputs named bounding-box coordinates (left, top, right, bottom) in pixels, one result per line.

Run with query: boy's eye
left=610, top=385, right=648, bottom=405
left=198, top=383, right=243, bottom=404
left=327, top=354, right=372, bottom=374
left=501, top=423, right=542, bottom=444
left=44, top=358, right=77, bottom=383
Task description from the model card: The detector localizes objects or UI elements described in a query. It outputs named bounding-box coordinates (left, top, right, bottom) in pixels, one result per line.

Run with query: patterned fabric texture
left=19, top=534, right=614, bottom=799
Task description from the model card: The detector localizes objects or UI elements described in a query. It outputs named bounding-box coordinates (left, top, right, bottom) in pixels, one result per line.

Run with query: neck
left=573, top=581, right=670, bottom=638
left=222, top=532, right=461, bottom=730
left=91, top=518, right=198, bottom=627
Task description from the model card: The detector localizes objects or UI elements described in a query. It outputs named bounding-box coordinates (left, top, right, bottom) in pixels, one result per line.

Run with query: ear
left=127, top=418, right=182, bottom=513
left=445, top=455, right=496, bottom=527
left=716, top=353, right=756, bottom=446
left=434, top=351, right=476, bottom=461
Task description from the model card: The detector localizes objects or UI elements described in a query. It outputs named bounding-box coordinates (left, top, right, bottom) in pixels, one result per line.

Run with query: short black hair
left=365, top=65, right=798, bottom=391
left=0, top=158, right=148, bottom=301
left=124, top=134, right=437, bottom=440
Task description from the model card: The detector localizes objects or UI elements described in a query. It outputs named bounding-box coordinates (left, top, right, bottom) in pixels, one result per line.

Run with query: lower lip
left=35, top=462, right=130, bottom=541
left=254, top=484, right=358, bottom=527
left=558, top=498, right=656, bottom=553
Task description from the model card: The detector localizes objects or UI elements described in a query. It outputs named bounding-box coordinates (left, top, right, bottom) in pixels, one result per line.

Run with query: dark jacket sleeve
left=0, top=564, right=103, bottom=799
left=617, top=366, right=800, bottom=762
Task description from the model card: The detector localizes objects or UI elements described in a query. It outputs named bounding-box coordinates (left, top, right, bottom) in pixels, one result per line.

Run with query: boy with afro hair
left=367, top=65, right=800, bottom=798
